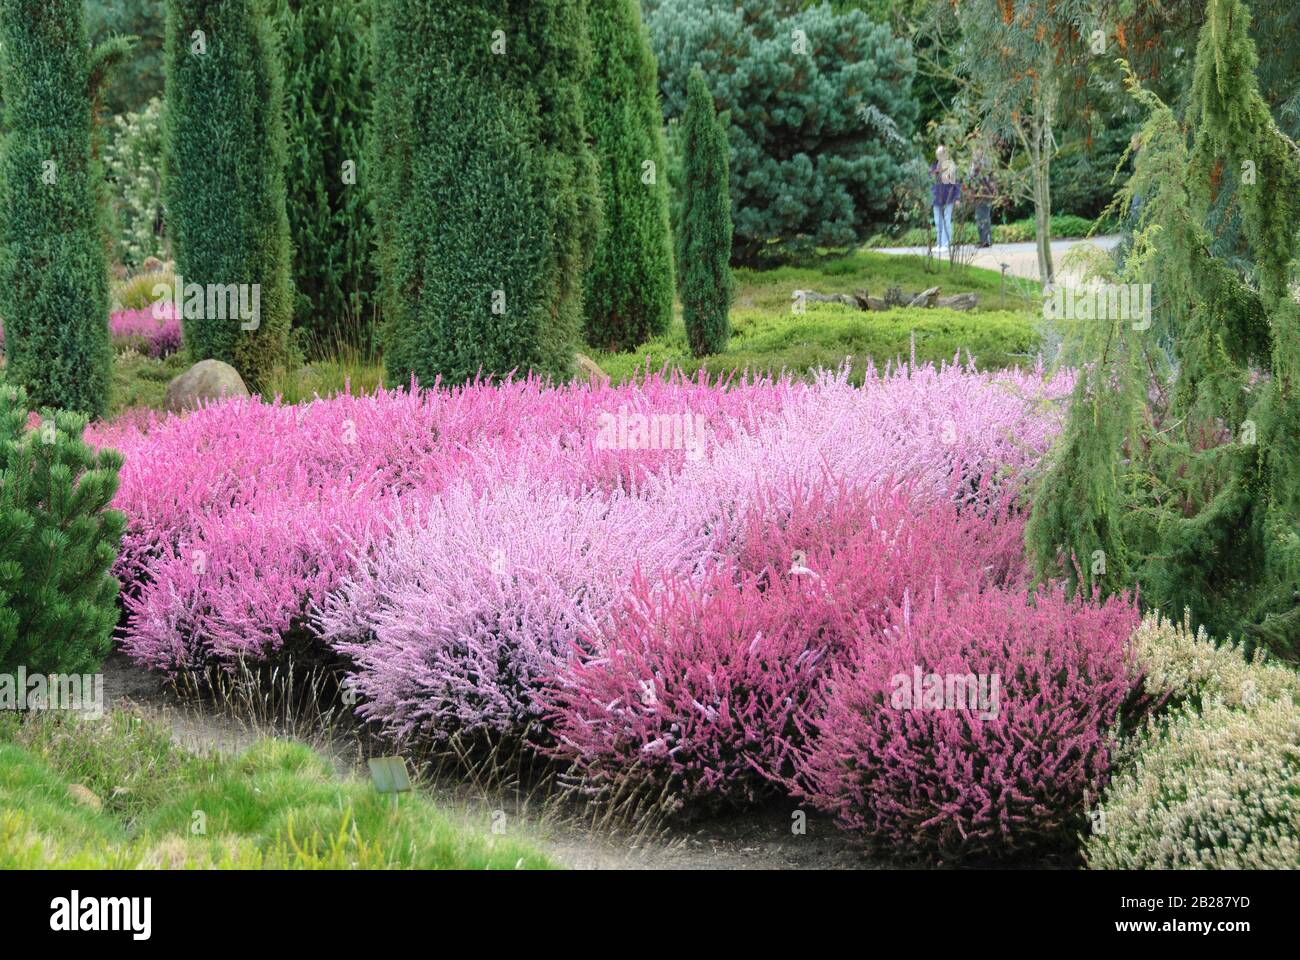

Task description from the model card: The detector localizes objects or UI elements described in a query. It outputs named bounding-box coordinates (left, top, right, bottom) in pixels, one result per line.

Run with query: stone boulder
left=164, top=359, right=250, bottom=413
left=574, top=352, right=610, bottom=386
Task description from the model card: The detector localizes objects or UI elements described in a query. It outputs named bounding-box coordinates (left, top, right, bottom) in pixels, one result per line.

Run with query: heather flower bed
left=93, top=359, right=1172, bottom=864
left=109, top=304, right=182, bottom=359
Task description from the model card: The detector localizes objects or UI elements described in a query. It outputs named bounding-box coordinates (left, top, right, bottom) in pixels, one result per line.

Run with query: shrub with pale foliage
left=1084, top=696, right=1299, bottom=869
left=1130, top=611, right=1300, bottom=712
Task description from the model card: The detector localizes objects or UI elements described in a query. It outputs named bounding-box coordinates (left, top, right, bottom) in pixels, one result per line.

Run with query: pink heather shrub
left=101, top=359, right=1071, bottom=777
left=547, top=566, right=848, bottom=811
left=120, top=486, right=397, bottom=672
left=317, top=481, right=707, bottom=744
left=110, top=303, right=182, bottom=358
left=103, top=372, right=788, bottom=580
left=105, top=373, right=789, bottom=673
left=793, top=585, right=1142, bottom=863
left=543, top=482, right=1031, bottom=811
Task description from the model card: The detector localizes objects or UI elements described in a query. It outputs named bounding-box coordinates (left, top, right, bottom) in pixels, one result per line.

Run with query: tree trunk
left=1031, top=106, right=1055, bottom=287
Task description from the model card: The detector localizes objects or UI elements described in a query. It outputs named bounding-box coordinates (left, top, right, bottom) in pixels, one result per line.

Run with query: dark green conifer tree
left=164, top=0, right=294, bottom=389
left=1028, top=0, right=1300, bottom=660
left=677, top=68, right=732, bottom=358
left=375, top=1, right=599, bottom=387
left=275, top=0, right=375, bottom=347
left=581, top=0, right=674, bottom=353
left=0, top=0, right=121, bottom=418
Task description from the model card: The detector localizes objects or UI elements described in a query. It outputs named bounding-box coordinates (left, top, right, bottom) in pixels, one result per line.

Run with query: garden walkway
left=874, top=235, right=1123, bottom=282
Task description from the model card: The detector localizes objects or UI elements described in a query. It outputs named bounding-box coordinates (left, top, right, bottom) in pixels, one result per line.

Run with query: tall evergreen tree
left=275, top=0, right=375, bottom=348
left=1028, top=0, right=1300, bottom=660
left=0, top=0, right=120, bottom=418
left=678, top=68, right=732, bottom=358
left=375, top=1, right=599, bottom=387
left=581, top=0, right=674, bottom=353
left=164, top=0, right=294, bottom=389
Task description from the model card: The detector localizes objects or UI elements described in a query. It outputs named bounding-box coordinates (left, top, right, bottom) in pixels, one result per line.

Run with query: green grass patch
left=0, top=712, right=555, bottom=870
left=105, top=250, right=1037, bottom=411
left=596, top=305, right=1039, bottom=384
left=110, top=350, right=190, bottom=418
left=732, top=249, right=1032, bottom=313
left=594, top=251, right=1040, bottom=384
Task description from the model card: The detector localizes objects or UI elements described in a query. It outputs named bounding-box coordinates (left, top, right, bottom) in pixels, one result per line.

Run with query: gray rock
left=574, top=352, right=610, bottom=386
left=164, top=359, right=250, bottom=413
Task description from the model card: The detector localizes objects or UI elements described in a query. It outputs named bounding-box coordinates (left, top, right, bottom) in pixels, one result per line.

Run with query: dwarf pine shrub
left=163, top=0, right=294, bottom=389
left=678, top=69, right=732, bottom=358
left=375, top=0, right=599, bottom=387
left=581, top=0, right=675, bottom=353
left=0, top=0, right=117, bottom=418
left=0, top=384, right=125, bottom=676
left=644, top=0, right=918, bottom=266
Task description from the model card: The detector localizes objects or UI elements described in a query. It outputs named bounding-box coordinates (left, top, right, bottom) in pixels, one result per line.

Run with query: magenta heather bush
left=543, top=482, right=1031, bottom=810
left=120, top=487, right=394, bottom=671
left=317, top=480, right=707, bottom=744
left=110, top=304, right=182, bottom=358
left=793, top=585, right=1142, bottom=863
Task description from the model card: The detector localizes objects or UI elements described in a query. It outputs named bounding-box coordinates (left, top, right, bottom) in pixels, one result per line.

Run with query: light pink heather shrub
left=543, top=482, right=1032, bottom=811
left=793, top=585, right=1143, bottom=864
left=317, top=480, right=708, bottom=744
left=110, top=303, right=182, bottom=358
left=648, top=360, right=1072, bottom=559
left=103, top=372, right=788, bottom=584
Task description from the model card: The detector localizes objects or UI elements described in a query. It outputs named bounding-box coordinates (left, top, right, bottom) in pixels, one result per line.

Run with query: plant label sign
left=368, top=756, right=412, bottom=795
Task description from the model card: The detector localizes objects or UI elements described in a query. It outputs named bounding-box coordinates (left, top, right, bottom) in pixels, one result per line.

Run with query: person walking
left=930, top=146, right=961, bottom=254
left=970, top=150, right=996, bottom=248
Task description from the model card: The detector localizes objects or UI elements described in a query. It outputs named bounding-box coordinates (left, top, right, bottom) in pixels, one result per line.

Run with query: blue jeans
left=933, top=203, right=954, bottom=248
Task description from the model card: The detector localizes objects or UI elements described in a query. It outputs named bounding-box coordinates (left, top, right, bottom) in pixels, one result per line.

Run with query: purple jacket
left=931, top=164, right=962, bottom=207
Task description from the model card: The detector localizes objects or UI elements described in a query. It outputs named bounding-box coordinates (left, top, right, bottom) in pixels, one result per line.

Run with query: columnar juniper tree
left=0, top=384, right=125, bottom=676
left=374, top=1, right=599, bottom=387
left=275, top=0, right=374, bottom=346
left=0, top=0, right=120, bottom=418
left=1027, top=0, right=1300, bottom=660
left=677, top=68, right=732, bottom=358
left=164, top=0, right=294, bottom=389
left=581, top=0, right=675, bottom=353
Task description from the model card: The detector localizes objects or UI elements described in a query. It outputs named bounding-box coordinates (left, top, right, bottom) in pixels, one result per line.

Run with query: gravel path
left=874, top=235, right=1123, bottom=282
